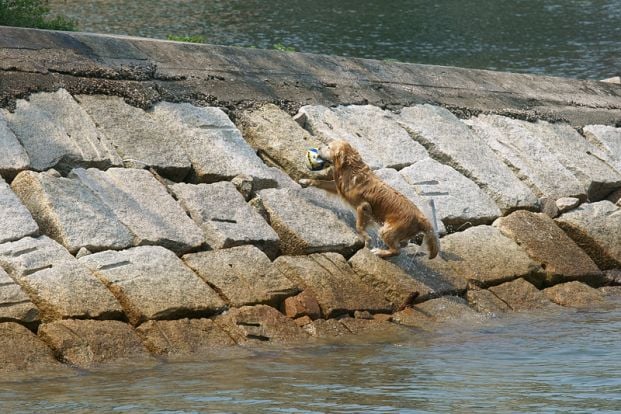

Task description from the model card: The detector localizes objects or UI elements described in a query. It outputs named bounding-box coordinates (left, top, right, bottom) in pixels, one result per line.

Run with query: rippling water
left=2, top=299, right=620, bottom=413
left=48, top=0, right=621, bottom=79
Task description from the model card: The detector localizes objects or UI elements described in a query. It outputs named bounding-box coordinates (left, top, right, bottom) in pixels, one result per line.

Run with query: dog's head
left=317, top=140, right=356, bottom=166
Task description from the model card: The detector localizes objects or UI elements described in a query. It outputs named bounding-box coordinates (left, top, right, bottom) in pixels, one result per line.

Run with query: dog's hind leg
left=356, top=201, right=373, bottom=247
left=372, top=224, right=401, bottom=258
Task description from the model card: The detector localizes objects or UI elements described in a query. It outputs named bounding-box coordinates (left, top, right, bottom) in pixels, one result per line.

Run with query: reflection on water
left=2, top=299, right=621, bottom=413
left=48, top=0, right=621, bottom=79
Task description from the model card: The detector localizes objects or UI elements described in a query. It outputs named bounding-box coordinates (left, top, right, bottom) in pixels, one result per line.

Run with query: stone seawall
left=1, top=27, right=620, bottom=372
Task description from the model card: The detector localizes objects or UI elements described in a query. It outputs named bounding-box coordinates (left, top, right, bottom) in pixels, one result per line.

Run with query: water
left=2, top=299, right=621, bottom=413
left=48, top=0, right=621, bottom=79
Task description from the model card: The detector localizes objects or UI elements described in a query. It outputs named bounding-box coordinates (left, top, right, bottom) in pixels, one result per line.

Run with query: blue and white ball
left=305, top=148, right=325, bottom=171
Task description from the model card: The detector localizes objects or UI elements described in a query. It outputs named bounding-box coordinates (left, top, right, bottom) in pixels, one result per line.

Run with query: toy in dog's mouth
left=305, top=148, right=326, bottom=171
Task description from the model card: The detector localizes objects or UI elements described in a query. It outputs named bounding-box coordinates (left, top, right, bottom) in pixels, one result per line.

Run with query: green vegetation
left=272, top=43, right=296, bottom=52
left=0, top=0, right=77, bottom=30
left=166, top=34, right=206, bottom=43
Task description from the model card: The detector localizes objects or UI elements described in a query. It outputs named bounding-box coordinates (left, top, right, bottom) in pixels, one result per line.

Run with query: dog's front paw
left=298, top=178, right=311, bottom=188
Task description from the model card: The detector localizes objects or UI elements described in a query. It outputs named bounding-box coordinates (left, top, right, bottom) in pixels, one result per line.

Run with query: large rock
left=273, top=253, right=392, bottom=318
left=527, top=120, right=621, bottom=200
left=236, top=104, right=326, bottom=181
left=466, top=115, right=586, bottom=199
left=214, top=305, right=309, bottom=344
left=152, top=102, right=278, bottom=188
left=494, top=210, right=604, bottom=287
left=582, top=125, right=621, bottom=172
left=38, top=319, right=152, bottom=368
left=2, top=89, right=121, bottom=172
left=0, top=113, right=30, bottom=179
left=466, top=288, right=512, bottom=315
left=259, top=188, right=363, bottom=257
left=392, top=296, right=481, bottom=330
left=70, top=168, right=204, bottom=254
left=182, top=246, right=299, bottom=308
left=0, top=236, right=123, bottom=321
left=438, top=225, right=542, bottom=288
left=171, top=182, right=280, bottom=259
left=488, top=278, right=558, bottom=311
left=298, top=105, right=428, bottom=170
left=0, top=267, right=40, bottom=327
left=395, top=105, right=538, bottom=213
left=136, top=318, right=237, bottom=358
left=555, top=201, right=621, bottom=270
left=0, top=176, right=39, bottom=244
left=79, top=246, right=225, bottom=326
left=0, top=322, right=61, bottom=372
left=76, top=94, right=191, bottom=181
left=11, top=171, right=134, bottom=254
left=543, top=281, right=607, bottom=308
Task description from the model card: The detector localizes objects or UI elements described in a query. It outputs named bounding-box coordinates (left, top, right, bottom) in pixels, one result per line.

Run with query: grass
left=166, top=34, right=206, bottom=44
left=0, top=0, right=77, bottom=30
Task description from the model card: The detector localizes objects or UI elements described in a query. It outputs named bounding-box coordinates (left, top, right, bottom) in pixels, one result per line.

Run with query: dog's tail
left=423, top=198, right=441, bottom=259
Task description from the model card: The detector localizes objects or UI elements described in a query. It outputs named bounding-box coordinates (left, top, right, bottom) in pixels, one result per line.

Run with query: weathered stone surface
left=11, top=171, right=134, bottom=254
left=215, top=305, right=309, bottom=344
left=0, top=236, right=123, bottom=321
left=2, top=89, right=120, bottom=172
left=0, top=176, right=39, bottom=244
left=539, top=197, right=560, bottom=218
left=466, top=288, right=511, bottom=315
left=395, top=105, right=538, bottom=213
left=0, top=267, right=39, bottom=326
left=299, top=105, right=428, bottom=170
left=152, top=102, right=278, bottom=188
left=0, top=322, right=61, bottom=372
left=488, top=278, right=558, bottom=312
left=543, top=281, right=607, bottom=308
left=0, top=113, right=29, bottom=179
left=555, top=201, right=621, bottom=270
left=527, top=121, right=621, bottom=200
left=439, top=225, right=542, bottom=288
left=582, top=125, right=621, bottom=173
left=183, top=246, right=298, bottom=308
left=349, top=248, right=433, bottom=309
left=80, top=246, right=225, bottom=326
left=466, top=115, right=586, bottom=200
left=392, top=296, right=480, bottom=330
left=398, top=158, right=501, bottom=227
left=494, top=210, right=604, bottom=287
left=39, top=319, right=152, bottom=368
left=304, top=318, right=352, bottom=338
left=171, top=182, right=280, bottom=259
left=259, top=188, right=363, bottom=257
left=77, top=94, right=191, bottom=180
left=281, top=290, right=322, bottom=320
left=273, top=253, right=392, bottom=318
left=71, top=168, right=204, bottom=254
left=556, top=197, right=580, bottom=213
left=607, top=188, right=621, bottom=206
left=136, top=318, right=236, bottom=358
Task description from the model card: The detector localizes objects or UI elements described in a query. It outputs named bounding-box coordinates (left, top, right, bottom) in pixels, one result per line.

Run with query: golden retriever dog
left=299, top=140, right=440, bottom=259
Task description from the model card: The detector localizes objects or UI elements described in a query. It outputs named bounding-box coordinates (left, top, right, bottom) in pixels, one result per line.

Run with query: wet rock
left=494, top=210, right=604, bottom=287
left=299, top=105, right=428, bottom=170
left=488, top=278, right=557, bottom=311
left=0, top=322, right=61, bottom=372
left=555, top=201, right=621, bottom=270
left=215, top=305, right=309, bottom=344
left=282, top=290, right=322, bottom=320
left=438, top=225, right=542, bottom=288
left=76, top=94, right=191, bottom=181
left=466, top=115, right=585, bottom=200
left=0, top=113, right=30, bottom=179
left=0, top=236, right=123, bottom=321
left=304, top=318, right=351, bottom=338
left=236, top=104, right=326, bottom=181
left=79, top=246, right=225, bottom=326
left=338, top=317, right=414, bottom=338
left=71, top=168, right=204, bottom=254
left=556, top=197, right=580, bottom=213
left=171, top=182, right=280, bottom=259
left=392, top=296, right=480, bottom=330
left=39, top=319, right=152, bottom=368
left=0, top=267, right=40, bottom=327
left=136, top=318, right=237, bottom=358
left=183, top=245, right=298, bottom=308
left=259, top=188, right=363, bottom=257
left=582, top=125, right=621, bottom=172
left=2, top=89, right=121, bottom=172
left=274, top=253, right=392, bottom=318
left=152, top=102, right=278, bottom=188
left=466, top=288, right=511, bottom=315
left=395, top=105, right=538, bottom=213
left=348, top=248, right=433, bottom=309
left=11, top=171, right=134, bottom=254
left=543, top=281, right=606, bottom=308
left=0, top=177, right=39, bottom=244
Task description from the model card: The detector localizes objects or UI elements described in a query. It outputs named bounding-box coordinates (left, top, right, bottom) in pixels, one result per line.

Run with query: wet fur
left=300, top=140, right=440, bottom=259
